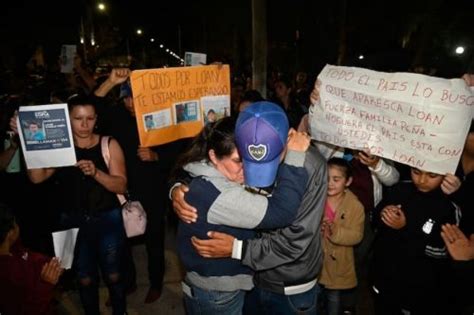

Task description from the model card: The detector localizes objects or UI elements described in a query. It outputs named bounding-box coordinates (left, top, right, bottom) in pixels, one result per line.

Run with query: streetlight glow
left=150, top=38, right=155, bottom=42
left=98, top=3, right=106, bottom=11
left=166, top=49, right=169, bottom=52
left=455, top=46, right=465, bottom=55
left=136, top=29, right=143, bottom=35
left=160, top=44, right=164, bottom=48
left=358, top=55, right=364, bottom=60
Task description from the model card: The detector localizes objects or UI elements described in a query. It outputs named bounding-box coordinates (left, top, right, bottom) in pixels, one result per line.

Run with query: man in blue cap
left=173, top=101, right=327, bottom=314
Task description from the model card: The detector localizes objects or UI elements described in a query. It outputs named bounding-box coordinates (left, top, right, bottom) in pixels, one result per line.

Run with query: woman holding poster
left=12, top=95, right=128, bottom=315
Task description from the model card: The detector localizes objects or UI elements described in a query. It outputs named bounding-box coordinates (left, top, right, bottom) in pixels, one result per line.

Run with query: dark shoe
left=144, top=287, right=162, bottom=304
left=105, top=283, right=137, bottom=307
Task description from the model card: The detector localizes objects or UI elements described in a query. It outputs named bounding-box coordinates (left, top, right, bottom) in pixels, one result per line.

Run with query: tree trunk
left=252, top=0, right=267, bottom=97
left=336, top=0, right=347, bottom=66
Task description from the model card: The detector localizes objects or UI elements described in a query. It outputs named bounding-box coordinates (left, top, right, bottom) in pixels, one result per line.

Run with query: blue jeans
left=71, top=208, right=126, bottom=315
left=255, top=284, right=321, bottom=315
left=183, top=282, right=246, bottom=315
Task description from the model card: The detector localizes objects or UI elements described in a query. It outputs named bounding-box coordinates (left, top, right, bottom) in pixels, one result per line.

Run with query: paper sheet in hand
left=52, top=228, right=79, bottom=269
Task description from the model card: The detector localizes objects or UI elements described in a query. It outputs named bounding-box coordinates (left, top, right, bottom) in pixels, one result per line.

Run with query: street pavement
left=56, top=226, right=186, bottom=315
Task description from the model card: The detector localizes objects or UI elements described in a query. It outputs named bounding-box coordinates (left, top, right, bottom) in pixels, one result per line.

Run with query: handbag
left=100, top=136, right=147, bottom=238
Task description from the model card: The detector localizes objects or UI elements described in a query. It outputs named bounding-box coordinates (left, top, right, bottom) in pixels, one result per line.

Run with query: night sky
left=0, top=0, right=473, bottom=77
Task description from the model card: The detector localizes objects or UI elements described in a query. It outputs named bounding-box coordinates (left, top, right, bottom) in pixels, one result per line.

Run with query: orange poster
left=130, top=65, right=231, bottom=146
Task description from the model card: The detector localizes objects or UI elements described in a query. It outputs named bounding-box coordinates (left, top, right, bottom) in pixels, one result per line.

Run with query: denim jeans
left=183, top=282, right=246, bottom=315
left=70, top=208, right=126, bottom=315
left=255, top=284, right=321, bottom=315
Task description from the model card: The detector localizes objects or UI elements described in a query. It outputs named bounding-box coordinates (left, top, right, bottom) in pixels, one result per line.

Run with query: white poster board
left=311, top=64, right=473, bottom=174
left=17, top=103, right=76, bottom=169
left=184, top=51, right=207, bottom=66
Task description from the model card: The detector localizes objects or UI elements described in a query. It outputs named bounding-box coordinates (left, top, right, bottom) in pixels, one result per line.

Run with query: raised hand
left=287, top=129, right=311, bottom=152
left=108, top=68, right=131, bottom=86
left=440, top=173, right=461, bottom=195
left=357, top=150, right=380, bottom=168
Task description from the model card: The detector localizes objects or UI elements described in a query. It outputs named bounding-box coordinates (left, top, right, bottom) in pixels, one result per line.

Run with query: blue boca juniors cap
left=235, top=101, right=289, bottom=187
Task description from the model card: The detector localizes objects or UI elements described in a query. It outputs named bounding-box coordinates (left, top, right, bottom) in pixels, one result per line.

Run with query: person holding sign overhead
left=93, top=68, right=189, bottom=304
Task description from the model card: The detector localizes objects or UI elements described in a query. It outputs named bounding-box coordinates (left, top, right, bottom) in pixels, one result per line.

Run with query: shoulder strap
left=101, top=136, right=111, bottom=168
left=100, top=136, right=127, bottom=205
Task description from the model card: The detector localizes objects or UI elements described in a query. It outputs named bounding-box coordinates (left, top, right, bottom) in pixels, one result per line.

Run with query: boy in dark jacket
left=372, top=168, right=459, bottom=315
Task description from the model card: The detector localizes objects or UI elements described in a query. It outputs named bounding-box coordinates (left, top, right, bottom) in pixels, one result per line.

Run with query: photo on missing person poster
left=172, top=100, right=200, bottom=125
left=201, top=95, right=231, bottom=125
left=17, top=103, right=76, bottom=169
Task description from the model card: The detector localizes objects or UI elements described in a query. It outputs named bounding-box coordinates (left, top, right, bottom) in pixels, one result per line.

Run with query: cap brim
left=243, top=155, right=280, bottom=188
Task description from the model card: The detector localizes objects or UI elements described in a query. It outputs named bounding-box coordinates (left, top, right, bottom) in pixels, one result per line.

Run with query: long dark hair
left=173, top=116, right=237, bottom=174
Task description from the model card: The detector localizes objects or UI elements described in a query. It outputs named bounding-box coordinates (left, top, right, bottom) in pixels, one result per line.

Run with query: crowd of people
left=172, top=79, right=474, bottom=315
left=0, top=56, right=473, bottom=315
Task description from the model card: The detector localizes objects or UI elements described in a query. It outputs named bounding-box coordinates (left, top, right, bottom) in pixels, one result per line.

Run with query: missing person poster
left=17, top=103, right=76, bottom=169
left=60, top=44, right=77, bottom=74
left=130, top=65, right=231, bottom=146
left=184, top=52, right=207, bottom=66
left=311, top=64, right=473, bottom=174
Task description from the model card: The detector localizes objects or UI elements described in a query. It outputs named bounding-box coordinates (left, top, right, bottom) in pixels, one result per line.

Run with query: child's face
left=328, top=166, right=352, bottom=197
left=410, top=168, right=444, bottom=192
